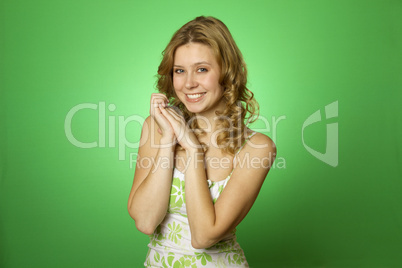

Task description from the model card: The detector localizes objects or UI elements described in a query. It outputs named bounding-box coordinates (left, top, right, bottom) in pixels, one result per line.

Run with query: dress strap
left=232, top=131, right=257, bottom=165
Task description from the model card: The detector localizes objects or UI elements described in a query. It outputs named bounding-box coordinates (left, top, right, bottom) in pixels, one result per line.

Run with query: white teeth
left=186, top=93, right=205, bottom=99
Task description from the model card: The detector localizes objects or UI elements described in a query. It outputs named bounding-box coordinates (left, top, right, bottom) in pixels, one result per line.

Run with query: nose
left=185, top=72, right=198, bottom=89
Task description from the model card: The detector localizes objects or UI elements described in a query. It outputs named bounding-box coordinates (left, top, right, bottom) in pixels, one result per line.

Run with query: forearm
left=128, top=139, right=175, bottom=234
left=184, top=149, right=218, bottom=247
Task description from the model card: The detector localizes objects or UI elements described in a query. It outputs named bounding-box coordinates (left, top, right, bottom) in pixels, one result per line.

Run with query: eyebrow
left=173, top=61, right=212, bottom=68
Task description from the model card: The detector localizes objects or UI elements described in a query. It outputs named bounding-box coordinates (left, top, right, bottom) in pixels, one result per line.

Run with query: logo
left=302, top=101, right=338, bottom=167
left=63, top=101, right=287, bottom=169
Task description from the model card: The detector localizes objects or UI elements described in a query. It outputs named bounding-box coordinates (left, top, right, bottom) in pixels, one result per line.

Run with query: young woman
left=128, top=16, right=276, bottom=267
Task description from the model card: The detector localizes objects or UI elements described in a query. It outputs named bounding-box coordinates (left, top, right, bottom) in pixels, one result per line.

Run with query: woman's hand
left=149, top=93, right=175, bottom=143
left=160, top=106, right=201, bottom=152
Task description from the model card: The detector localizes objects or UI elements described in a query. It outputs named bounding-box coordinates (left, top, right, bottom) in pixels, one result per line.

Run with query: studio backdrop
left=1, top=0, right=401, bottom=267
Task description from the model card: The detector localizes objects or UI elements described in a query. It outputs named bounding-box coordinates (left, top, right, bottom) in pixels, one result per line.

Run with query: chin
left=185, top=106, right=204, bottom=114
left=183, top=102, right=210, bottom=114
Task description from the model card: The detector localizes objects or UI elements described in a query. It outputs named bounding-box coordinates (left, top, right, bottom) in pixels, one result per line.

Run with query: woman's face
left=173, top=42, right=224, bottom=115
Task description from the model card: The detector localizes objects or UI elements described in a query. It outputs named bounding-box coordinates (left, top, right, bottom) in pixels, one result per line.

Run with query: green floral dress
left=144, top=133, right=256, bottom=267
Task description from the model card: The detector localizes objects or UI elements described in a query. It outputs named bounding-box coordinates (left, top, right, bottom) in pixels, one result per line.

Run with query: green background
left=1, top=0, right=401, bottom=267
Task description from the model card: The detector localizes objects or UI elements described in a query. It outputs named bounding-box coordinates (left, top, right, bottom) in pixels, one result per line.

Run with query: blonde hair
left=157, top=16, right=258, bottom=154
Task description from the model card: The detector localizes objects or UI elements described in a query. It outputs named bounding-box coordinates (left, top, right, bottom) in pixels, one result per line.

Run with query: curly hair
left=156, top=16, right=259, bottom=154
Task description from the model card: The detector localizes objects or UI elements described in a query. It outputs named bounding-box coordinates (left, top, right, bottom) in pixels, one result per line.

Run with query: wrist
left=186, top=148, right=204, bottom=170
left=159, top=136, right=176, bottom=147
left=182, top=132, right=202, bottom=152
left=185, top=146, right=204, bottom=155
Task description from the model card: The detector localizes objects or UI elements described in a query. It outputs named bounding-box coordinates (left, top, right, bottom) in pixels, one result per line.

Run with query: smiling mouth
left=185, top=92, right=206, bottom=102
left=186, top=93, right=206, bottom=99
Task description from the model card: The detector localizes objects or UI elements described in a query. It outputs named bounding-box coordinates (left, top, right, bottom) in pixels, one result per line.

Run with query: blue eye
left=174, top=69, right=184, bottom=74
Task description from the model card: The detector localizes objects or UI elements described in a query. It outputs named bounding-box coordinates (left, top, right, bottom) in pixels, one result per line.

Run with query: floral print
left=145, top=169, right=249, bottom=267
left=167, top=222, right=182, bottom=245
left=169, top=177, right=186, bottom=209
left=195, top=252, right=213, bottom=265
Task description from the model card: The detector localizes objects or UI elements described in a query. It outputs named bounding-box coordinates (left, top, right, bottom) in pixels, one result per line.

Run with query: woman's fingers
left=160, top=106, right=188, bottom=142
left=149, top=95, right=171, bottom=128
left=148, top=94, right=176, bottom=141
left=165, top=107, right=182, bottom=121
left=151, top=93, right=169, bottom=107
left=160, top=106, right=183, bottom=131
left=150, top=94, right=168, bottom=114
left=159, top=105, right=177, bottom=122
left=160, top=106, right=200, bottom=150
left=162, top=106, right=186, bottom=126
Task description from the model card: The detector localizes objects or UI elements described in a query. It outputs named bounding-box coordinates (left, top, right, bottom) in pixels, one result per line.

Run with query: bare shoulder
left=247, top=132, right=277, bottom=159
left=229, top=131, right=277, bottom=173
